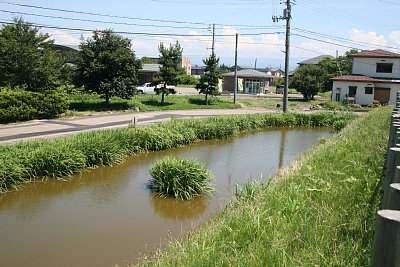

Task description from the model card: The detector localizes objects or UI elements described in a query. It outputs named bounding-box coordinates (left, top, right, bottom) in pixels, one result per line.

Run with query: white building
left=332, top=49, right=400, bottom=105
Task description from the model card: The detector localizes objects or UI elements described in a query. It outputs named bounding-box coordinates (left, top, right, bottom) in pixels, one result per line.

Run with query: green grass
left=238, top=97, right=324, bottom=109
left=318, top=91, right=333, bottom=98
left=176, top=84, right=197, bottom=88
left=150, top=157, right=213, bottom=200
left=137, top=107, right=391, bottom=267
left=0, top=112, right=355, bottom=193
left=68, top=94, right=239, bottom=113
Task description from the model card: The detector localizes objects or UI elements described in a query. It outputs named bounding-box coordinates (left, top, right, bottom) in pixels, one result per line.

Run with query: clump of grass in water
left=149, top=157, right=213, bottom=200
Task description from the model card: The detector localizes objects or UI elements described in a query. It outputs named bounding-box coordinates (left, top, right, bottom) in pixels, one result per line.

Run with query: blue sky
left=1, top=0, right=399, bottom=69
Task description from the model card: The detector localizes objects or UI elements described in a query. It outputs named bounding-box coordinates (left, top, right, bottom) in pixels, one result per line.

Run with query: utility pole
left=212, top=23, right=215, bottom=56
left=234, top=33, right=238, bottom=104
left=273, top=0, right=292, bottom=112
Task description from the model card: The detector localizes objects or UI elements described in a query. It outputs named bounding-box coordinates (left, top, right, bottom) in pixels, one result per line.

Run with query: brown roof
left=331, top=75, right=400, bottom=83
left=350, top=49, right=400, bottom=58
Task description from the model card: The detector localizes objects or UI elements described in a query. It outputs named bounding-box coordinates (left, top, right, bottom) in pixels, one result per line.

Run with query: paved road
left=0, top=108, right=275, bottom=144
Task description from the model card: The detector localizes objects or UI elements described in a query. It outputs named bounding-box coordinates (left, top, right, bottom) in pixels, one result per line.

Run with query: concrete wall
left=332, top=81, right=374, bottom=105
left=333, top=81, right=400, bottom=105
left=180, top=58, right=192, bottom=75
left=352, top=58, right=400, bottom=79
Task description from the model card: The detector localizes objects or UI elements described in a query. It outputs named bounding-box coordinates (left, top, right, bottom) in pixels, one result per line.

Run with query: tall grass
left=0, top=111, right=355, bottom=193
left=137, top=107, right=391, bottom=267
left=150, top=157, right=213, bottom=200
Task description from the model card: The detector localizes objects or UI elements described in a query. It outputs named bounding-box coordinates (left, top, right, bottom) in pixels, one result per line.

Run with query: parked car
left=136, top=83, right=177, bottom=94
left=136, top=83, right=156, bottom=94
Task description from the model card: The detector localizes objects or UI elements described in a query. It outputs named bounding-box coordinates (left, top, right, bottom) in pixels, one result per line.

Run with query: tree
left=196, top=53, right=220, bottom=105
left=0, top=18, right=63, bottom=91
left=141, top=56, right=153, bottom=64
left=218, top=64, right=233, bottom=76
left=290, top=64, right=324, bottom=100
left=177, top=73, right=199, bottom=86
left=154, top=41, right=185, bottom=104
left=74, top=30, right=141, bottom=103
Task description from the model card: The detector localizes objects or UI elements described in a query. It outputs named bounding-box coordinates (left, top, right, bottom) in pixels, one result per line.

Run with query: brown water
left=0, top=127, right=331, bottom=267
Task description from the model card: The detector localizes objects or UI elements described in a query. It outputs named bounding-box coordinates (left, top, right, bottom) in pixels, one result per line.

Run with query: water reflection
left=150, top=193, right=210, bottom=221
left=0, top=127, right=331, bottom=267
left=278, top=129, right=287, bottom=171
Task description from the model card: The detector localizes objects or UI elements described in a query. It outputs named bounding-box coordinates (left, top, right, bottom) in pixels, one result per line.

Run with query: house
left=266, top=68, right=284, bottom=78
left=289, top=55, right=334, bottom=77
left=180, top=57, right=192, bottom=75
left=253, top=68, right=284, bottom=78
left=331, top=49, right=400, bottom=105
left=223, top=69, right=274, bottom=94
left=146, top=57, right=192, bottom=76
left=138, top=64, right=161, bottom=84
left=191, top=65, right=206, bottom=78
left=52, top=44, right=80, bottom=64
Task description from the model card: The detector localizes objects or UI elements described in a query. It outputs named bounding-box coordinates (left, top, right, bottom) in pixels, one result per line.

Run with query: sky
left=0, top=0, right=399, bottom=70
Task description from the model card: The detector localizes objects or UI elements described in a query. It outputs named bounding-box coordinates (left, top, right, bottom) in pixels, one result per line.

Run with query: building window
left=348, top=86, right=357, bottom=97
left=365, top=87, right=373, bottom=94
left=335, top=88, right=341, bottom=101
left=244, top=79, right=264, bottom=94
left=376, top=63, right=393, bottom=73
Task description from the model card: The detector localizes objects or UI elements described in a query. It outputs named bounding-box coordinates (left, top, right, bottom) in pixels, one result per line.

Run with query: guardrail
left=371, top=92, right=400, bottom=266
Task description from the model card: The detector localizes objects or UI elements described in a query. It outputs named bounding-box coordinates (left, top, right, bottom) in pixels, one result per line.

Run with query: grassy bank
left=0, top=112, right=354, bottom=193
left=137, top=107, right=391, bottom=266
left=67, top=94, right=239, bottom=113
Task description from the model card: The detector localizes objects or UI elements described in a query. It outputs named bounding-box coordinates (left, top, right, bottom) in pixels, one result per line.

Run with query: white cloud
left=389, top=31, right=400, bottom=48
left=349, top=28, right=386, bottom=48
left=46, top=30, right=88, bottom=45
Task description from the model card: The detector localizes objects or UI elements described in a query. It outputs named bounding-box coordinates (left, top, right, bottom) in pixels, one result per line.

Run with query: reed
left=0, top=111, right=356, bottom=193
left=150, top=157, right=213, bottom=200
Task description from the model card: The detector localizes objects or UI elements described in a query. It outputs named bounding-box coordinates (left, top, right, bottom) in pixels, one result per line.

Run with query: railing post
left=371, top=210, right=400, bottom=267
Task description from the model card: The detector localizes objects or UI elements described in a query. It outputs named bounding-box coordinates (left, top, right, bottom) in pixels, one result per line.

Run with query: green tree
left=273, top=77, right=284, bottom=87
left=196, top=53, right=220, bottom=105
left=0, top=18, right=63, bottom=91
left=290, top=64, right=324, bottom=100
left=141, top=56, right=153, bottom=64
left=177, top=73, right=199, bottom=86
left=218, top=63, right=233, bottom=76
left=74, top=30, right=141, bottom=103
left=318, top=51, right=354, bottom=92
left=154, top=41, right=185, bottom=104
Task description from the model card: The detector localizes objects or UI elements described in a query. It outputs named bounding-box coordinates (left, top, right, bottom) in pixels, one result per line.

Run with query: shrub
left=0, top=90, right=68, bottom=123
left=177, top=74, right=199, bottom=86
left=333, top=119, right=350, bottom=132
left=320, top=100, right=344, bottom=110
left=37, top=90, right=69, bottom=119
left=149, top=157, right=213, bottom=200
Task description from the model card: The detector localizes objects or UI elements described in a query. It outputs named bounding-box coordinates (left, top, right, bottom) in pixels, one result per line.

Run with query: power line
left=379, top=0, right=400, bottom=5
left=0, top=19, right=282, bottom=37
left=293, top=28, right=400, bottom=51
left=0, top=1, right=285, bottom=29
left=148, top=0, right=273, bottom=5
left=0, top=9, right=207, bottom=30
left=295, top=0, right=400, bottom=31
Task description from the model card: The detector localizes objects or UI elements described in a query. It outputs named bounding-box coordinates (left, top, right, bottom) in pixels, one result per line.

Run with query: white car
left=136, top=83, right=177, bottom=94
left=136, top=83, right=156, bottom=94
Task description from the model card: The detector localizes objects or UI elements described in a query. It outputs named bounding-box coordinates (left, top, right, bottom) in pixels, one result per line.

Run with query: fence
left=371, top=92, right=400, bottom=266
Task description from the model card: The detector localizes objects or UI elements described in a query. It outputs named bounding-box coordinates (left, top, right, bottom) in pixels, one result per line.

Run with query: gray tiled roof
left=223, top=69, right=274, bottom=78
left=140, top=64, right=161, bottom=72
left=298, top=55, right=334, bottom=65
